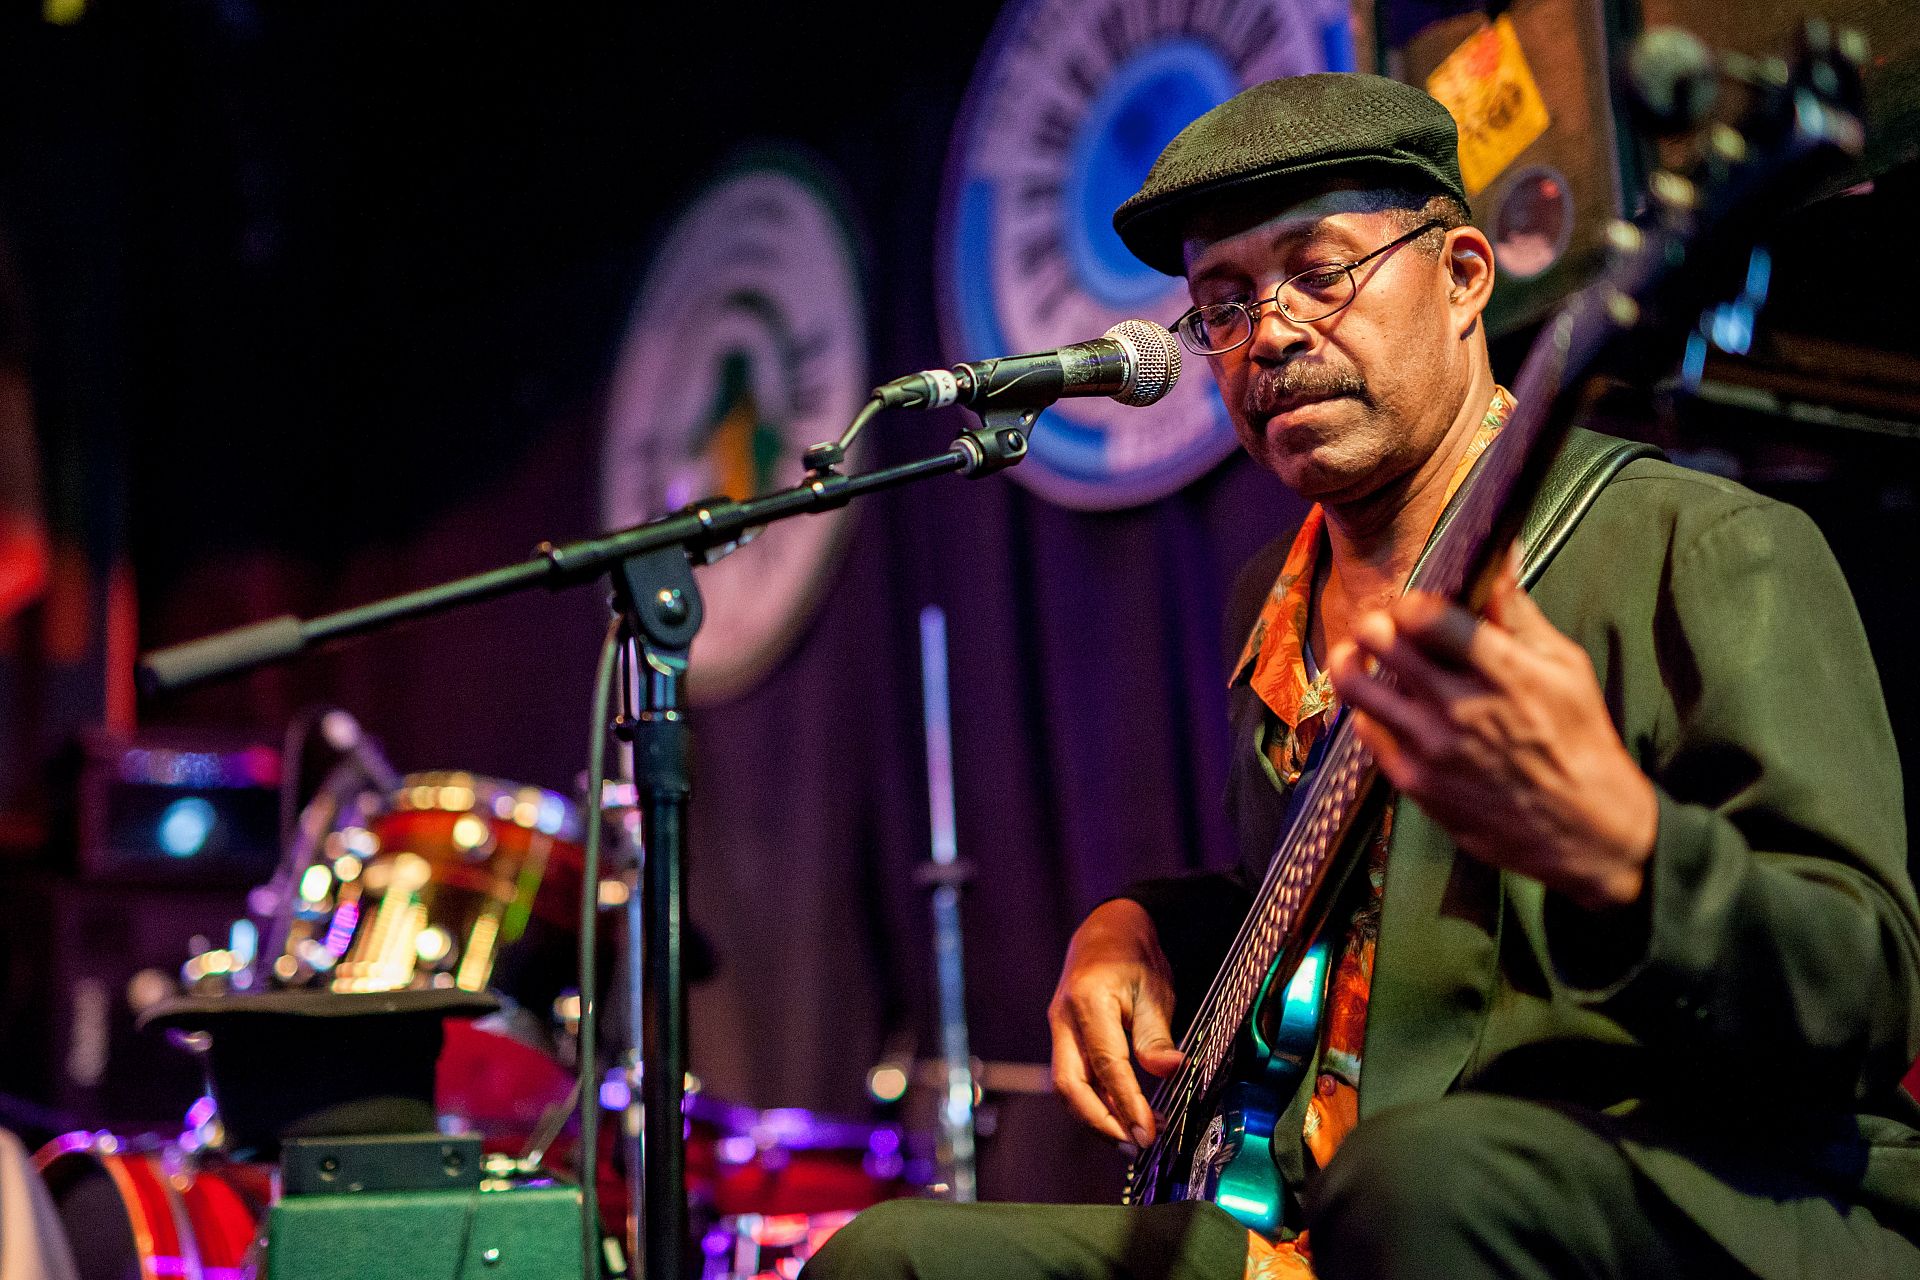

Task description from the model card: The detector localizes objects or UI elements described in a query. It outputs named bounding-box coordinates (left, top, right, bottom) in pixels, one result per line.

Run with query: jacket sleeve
left=1544, top=498, right=1920, bottom=1108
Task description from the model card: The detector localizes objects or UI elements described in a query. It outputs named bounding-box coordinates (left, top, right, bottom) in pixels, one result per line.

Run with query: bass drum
left=34, top=1132, right=269, bottom=1280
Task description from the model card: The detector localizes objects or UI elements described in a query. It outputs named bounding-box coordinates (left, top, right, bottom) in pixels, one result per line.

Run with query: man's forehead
left=1181, top=185, right=1401, bottom=282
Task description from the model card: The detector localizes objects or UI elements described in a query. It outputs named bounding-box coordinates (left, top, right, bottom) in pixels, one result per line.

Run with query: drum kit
left=118, top=327, right=1039, bottom=1280
left=34, top=753, right=923, bottom=1280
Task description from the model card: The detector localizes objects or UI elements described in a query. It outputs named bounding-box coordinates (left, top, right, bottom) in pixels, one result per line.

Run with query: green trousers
left=801, top=1094, right=1914, bottom=1279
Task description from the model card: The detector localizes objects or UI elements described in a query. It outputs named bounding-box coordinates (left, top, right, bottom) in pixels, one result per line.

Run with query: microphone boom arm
left=138, top=415, right=1029, bottom=695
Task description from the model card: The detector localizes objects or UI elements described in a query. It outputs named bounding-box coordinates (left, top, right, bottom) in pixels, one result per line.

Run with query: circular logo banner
left=601, top=157, right=868, bottom=703
left=940, top=0, right=1354, bottom=509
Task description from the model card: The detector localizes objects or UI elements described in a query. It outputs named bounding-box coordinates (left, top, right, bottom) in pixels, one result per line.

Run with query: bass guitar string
left=1134, top=718, right=1377, bottom=1182
left=1148, top=725, right=1355, bottom=1108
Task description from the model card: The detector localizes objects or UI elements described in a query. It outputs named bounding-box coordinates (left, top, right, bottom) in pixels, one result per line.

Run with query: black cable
left=834, top=394, right=883, bottom=452
left=578, top=617, right=623, bottom=1279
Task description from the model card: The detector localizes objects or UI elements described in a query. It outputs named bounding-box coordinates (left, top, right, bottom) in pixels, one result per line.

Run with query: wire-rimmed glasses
left=1172, top=219, right=1446, bottom=356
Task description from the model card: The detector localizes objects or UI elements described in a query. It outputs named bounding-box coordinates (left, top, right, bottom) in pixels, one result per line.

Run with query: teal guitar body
left=1177, top=941, right=1331, bottom=1236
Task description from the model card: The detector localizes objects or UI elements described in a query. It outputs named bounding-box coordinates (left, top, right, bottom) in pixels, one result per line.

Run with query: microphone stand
left=137, top=406, right=1039, bottom=1280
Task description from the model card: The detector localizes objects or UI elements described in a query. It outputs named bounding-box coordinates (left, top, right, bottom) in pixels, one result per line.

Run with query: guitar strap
left=1423, top=425, right=1665, bottom=591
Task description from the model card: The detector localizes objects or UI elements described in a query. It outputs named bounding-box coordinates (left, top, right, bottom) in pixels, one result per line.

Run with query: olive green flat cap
left=1113, top=72, right=1467, bottom=277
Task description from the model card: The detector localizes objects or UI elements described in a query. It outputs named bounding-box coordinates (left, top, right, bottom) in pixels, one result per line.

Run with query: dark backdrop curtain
left=87, top=0, right=1309, bottom=1200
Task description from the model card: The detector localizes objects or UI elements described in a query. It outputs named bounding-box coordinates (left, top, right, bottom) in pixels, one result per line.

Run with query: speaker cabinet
left=1636, top=0, right=1920, bottom=182
left=1371, top=0, right=1631, bottom=336
left=1370, top=0, right=1919, bottom=335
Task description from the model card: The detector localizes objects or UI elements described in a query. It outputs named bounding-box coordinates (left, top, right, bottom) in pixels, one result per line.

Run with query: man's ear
left=1444, top=225, right=1496, bottom=332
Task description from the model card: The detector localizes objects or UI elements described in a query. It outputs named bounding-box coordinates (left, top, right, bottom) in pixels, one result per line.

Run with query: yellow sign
left=1425, top=16, right=1551, bottom=198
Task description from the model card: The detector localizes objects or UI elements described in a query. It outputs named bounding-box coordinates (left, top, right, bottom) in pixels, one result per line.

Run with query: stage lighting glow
left=600, top=1076, right=633, bottom=1111
left=867, top=1064, right=909, bottom=1104
left=158, top=797, right=217, bottom=857
left=228, top=919, right=258, bottom=968
left=451, top=814, right=490, bottom=851
left=299, top=864, right=333, bottom=902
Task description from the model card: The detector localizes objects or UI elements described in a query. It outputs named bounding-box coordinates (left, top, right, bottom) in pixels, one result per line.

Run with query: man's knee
left=801, top=1197, right=1249, bottom=1280
left=1310, top=1096, right=1486, bottom=1238
left=802, top=1199, right=952, bottom=1280
left=1306, top=1094, right=1631, bottom=1276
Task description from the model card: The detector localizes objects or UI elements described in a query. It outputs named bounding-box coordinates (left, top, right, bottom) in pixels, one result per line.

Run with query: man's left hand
left=1326, top=556, right=1658, bottom=912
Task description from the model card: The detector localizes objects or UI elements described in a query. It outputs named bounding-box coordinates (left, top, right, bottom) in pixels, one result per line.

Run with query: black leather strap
left=1515, top=428, right=1663, bottom=588
left=1412, top=426, right=1664, bottom=592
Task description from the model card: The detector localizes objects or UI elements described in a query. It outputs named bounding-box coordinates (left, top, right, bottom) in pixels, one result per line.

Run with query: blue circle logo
left=940, top=0, right=1354, bottom=509
left=1065, top=43, right=1238, bottom=310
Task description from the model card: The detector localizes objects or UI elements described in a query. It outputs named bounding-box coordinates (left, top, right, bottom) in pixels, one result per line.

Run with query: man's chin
left=1250, top=408, right=1330, bottom=463
left=1257, top=438, right=1378, bottom=505
left=1257, top=445, right=1338, bottom=500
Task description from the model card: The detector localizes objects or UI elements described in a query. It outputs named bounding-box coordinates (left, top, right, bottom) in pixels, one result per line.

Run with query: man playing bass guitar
left=805, top=71, right=1920, bottom=1279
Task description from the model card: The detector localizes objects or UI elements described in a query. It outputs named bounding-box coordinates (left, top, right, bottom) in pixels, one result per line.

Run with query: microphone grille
left=1105, top=320, right=1181, bottom=407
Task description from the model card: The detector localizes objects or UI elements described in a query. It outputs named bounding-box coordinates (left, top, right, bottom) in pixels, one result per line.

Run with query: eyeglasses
left=1172, top=219, right=1446, bottom=356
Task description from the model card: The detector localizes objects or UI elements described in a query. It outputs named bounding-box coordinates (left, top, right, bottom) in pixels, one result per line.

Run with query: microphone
left=875, top=319, right=1181, bottom=412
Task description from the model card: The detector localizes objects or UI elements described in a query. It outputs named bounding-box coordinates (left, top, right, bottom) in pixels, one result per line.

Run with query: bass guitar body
left=1177, top=941, right=1330, bottom=1237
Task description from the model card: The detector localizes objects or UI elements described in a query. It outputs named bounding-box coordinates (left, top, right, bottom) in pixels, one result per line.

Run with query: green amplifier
left=264, top=1134, right=587, bottom=1280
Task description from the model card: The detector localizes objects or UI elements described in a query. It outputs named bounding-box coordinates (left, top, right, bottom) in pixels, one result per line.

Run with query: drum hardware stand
left=914, top=604, right=977, bottom=1202
left=603, top=698, right=651, bottom=1278
left=515, top=1076, right=584, bottom=1176
left=135, top=404, right=1036, bottom=1280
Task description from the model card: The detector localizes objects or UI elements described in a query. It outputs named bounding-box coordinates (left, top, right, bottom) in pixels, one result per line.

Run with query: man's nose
left=1246, top=300, right=1310, bottom=363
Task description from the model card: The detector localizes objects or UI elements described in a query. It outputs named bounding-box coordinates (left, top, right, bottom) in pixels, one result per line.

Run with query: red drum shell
left=700, top=1209, right=859, bottom=1280
left=34, top=1133, right=267, bottom=1280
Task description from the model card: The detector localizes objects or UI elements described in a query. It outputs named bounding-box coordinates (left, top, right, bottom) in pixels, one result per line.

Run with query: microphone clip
left=956, top=408, right=1035, bottom=478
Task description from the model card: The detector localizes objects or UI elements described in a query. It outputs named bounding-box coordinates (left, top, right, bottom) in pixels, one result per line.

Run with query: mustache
left=1245, top=363, right=1367, bottom=418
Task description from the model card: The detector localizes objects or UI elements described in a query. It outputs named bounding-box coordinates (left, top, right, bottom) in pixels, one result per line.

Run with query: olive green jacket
left=1130, top=434, right=1920, bottom=1275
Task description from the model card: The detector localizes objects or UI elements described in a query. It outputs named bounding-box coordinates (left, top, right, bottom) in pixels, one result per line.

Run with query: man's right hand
left=1047, top=897, right=1184, bottom=1146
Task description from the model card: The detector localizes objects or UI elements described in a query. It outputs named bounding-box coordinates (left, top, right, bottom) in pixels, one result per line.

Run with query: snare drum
left=587, top=1091, right=914, bottom=1248
left=35, top=1131, right=268, bottom=1280
left=692, top=1098, right=911, bottom=1219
